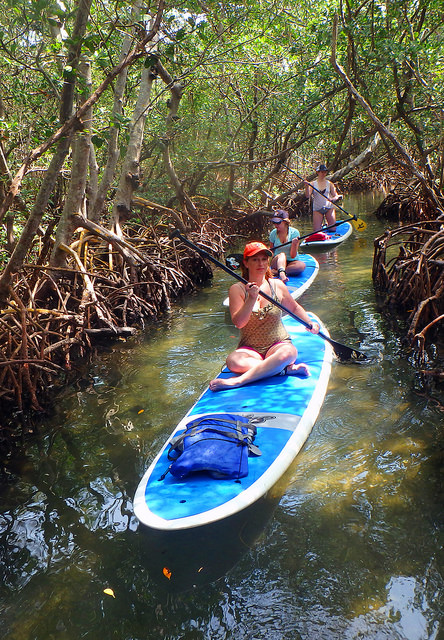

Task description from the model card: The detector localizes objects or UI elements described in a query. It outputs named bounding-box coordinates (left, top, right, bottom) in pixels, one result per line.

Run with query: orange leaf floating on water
left=103, top=588, right=115, bottom=598
left=162, top=567, right=172, bottom=580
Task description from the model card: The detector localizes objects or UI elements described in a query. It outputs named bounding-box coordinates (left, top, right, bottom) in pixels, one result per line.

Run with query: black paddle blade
left=325, top=334, right=367, bottom=361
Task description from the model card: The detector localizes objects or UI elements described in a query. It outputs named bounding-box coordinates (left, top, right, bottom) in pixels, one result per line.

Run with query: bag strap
left=168, top=423, right=248, bottom=460
left=167, top=417, right=261, bottom=460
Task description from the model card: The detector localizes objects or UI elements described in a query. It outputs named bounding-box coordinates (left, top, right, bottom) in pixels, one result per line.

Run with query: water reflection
left=1, top=192, right=442, bottom=640
left=136, top=495, right=280, bottom=593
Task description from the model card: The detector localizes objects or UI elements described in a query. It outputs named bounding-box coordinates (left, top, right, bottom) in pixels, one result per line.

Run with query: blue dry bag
left=165, top=413, right=260, bottom=480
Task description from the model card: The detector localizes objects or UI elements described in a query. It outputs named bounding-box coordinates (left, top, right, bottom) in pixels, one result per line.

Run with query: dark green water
left=1, top=193, right=442, bottom=639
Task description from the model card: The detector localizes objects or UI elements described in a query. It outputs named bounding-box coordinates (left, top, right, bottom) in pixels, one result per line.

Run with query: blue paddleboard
left=300, top=220, right=352, bottom=250
left=133, top=312, right=333, bottom=531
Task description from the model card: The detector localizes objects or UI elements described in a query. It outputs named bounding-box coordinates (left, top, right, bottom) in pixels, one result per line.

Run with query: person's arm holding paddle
left=305, top=164, right=342, bottom=232
left=171, top=229, right=367, bottom=361
left=230, top=279, right=318, bottom=333
left=209, top=242, right=319, bottom=392
left=228, top=281, right=260, bottom=328
left=329, top=181, right=342, bottom=204
left=289, top=236, right=300, bottom=260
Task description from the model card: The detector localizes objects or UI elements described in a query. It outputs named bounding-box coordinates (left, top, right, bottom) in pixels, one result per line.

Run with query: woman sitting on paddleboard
left=209, top=242, right=319, bottom=392
left=268, top=209, right=306, bottom=283
left=304, top=163, right=342, bottom=232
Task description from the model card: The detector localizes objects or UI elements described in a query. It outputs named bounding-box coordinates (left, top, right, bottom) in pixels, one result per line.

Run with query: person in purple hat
left=304, top=163, right=342, bottom=232
left=268, top=209, right=306, bottom=283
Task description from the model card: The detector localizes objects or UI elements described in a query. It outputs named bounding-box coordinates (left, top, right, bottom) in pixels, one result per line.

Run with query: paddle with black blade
left=170, top=229, right=367, bottom=362
left=226, top=217, right=353, bottom=270
left=282, top=163, right=367, bottom=232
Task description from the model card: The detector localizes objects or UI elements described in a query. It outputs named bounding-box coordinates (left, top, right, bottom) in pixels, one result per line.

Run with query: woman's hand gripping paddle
left=170, top=230, right=367, bottom=362
left=282, top=163, right=367, bottom=232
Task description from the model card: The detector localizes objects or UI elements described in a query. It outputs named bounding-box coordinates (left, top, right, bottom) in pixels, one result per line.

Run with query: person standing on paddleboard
left=268, top=209, right=306, bottom=283
left=209, top=242, right=319, bottom=392
left=304, top=163, right=342, bottom=232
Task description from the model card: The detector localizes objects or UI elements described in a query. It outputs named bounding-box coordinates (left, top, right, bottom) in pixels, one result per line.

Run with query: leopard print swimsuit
left=237, top=280, right=291, bottom=357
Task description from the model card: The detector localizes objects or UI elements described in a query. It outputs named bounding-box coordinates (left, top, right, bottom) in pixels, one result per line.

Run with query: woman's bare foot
left=278, top=268, right=288, bottom=282
left=209, top=376, right=241, bottom=391
left=285, top=363, right=310, bottom=377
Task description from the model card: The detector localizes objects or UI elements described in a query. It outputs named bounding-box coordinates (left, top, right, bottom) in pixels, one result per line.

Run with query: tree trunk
left=393, top=63, right=434, bottom=181
left=329, top=132, right=381, bottom=181
left=330, top=95, right=356, bottom=171
left=0, top=0, right=94, bottom=305
left=246, top=73, right=260, bottom=192
left=0, top=135, right=73, bottom=305
left=160, top=139, right=199, bottom=221
left=90, top=0, right=143, bottom=223
left=111, top=61, right=157, bottom=234
left=155, top=60, right=185, bottom=131
left=154, top=59, right=198, bottom=220
left=0, top=141, right=13, bottom=251
left=50, top=58, right=92, bottom=268
left=87, top=140, right=99, bottom=216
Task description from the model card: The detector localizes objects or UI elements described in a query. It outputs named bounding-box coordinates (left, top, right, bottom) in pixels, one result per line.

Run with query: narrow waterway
left=1, top=193, right=442, bottom=640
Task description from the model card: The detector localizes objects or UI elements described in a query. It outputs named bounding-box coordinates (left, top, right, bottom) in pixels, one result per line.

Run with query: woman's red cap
left=243, top=242, right=272, bottom=258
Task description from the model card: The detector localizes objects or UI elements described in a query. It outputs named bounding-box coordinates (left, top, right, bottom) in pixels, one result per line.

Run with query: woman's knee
left=269, top=343, right=297, bottom=362
left=271, top=253, right=286, bottom=270
left=287, top=260, right=305, bottom=274
left=284, top=344, right=298, bottom=360
left=227, top=350, right=260, bottom=372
